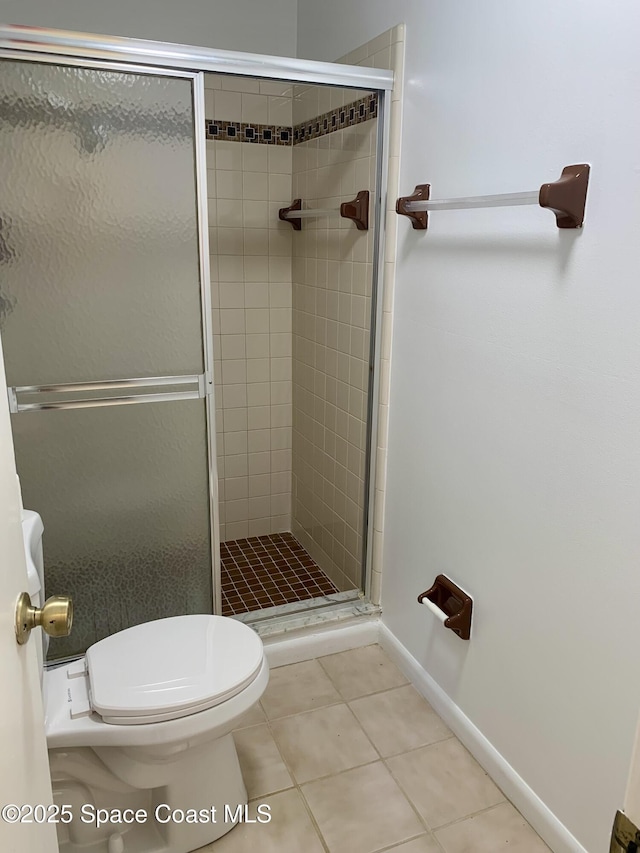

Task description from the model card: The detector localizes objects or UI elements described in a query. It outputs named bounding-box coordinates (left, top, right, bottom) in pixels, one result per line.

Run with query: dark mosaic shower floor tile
left=220, top=532, right=339, bottom=615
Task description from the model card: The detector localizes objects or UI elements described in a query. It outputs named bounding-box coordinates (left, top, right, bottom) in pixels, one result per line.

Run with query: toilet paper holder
left=417, top=575, right=473, bottom=640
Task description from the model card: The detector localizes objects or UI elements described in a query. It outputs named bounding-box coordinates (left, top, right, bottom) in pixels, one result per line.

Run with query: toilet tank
left=21, top=510, right=47, bottom=680
left=21, top=510, right=45, bottom=605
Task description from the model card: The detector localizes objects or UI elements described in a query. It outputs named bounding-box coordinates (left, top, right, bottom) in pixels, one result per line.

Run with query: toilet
left=22, top=510, right=269, bottom=853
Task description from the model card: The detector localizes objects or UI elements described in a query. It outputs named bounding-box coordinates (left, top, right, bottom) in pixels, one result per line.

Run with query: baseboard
left=378, top=623, right=588, bottom=853
left=263, top=616, right=380, bottom=668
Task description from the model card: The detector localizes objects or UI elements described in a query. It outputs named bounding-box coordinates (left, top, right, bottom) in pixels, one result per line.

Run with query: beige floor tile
left=319, top=644, right=408, bottom=700
left=198, top=789, right=324, bottom=853
left=271, top=703, right=378, bottom=783
left=387, top=739, right=504, bottom=829
left=234, top=701, right=266, bottom=729
left=349, top=685, right=452, bottom=757
left=386, top=836, right=443, bottom=852
left=261, top=659, right=342, bottom=719
left=233, top=723, right=293, bottom=798
left=434, top=802, right=551, bottom=852
left=302, top=761, right=423, bottom=853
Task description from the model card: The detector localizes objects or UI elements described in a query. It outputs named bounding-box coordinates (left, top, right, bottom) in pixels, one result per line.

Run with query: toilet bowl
left=22, top=510, right=269, bottom=853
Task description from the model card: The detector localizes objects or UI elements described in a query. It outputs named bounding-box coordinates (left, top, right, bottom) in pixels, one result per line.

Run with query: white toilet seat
left=44, top=614, right=268, bottom=749
left=86, top=615, right=264, bottom=724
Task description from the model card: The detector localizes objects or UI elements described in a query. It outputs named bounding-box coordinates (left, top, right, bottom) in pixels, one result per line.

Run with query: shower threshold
left=233, top=589, right=380, bottom=639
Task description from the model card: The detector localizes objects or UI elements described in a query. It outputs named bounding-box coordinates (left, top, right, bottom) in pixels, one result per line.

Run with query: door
left=0, top=57, right=217, bottom=660
left=610, top=712, right=640, bottom=850
left=0, top=335, right=57, bottom=853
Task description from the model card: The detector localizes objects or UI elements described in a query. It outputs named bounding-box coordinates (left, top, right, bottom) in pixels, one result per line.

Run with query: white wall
left=0, top=0, right=297, bottom=56
left=299, top=2, right=640, bottom=851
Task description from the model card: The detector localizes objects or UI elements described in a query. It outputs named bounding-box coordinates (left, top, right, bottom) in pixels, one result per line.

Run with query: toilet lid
left=86, top=615, right=264, bottom=723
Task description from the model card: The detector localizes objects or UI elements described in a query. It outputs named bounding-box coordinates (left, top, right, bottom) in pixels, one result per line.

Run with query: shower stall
left=0, top=25, right=392, bottom=660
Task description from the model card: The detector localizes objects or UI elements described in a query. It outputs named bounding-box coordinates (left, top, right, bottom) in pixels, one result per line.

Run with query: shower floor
left=220, top=532, right=339, bottom=616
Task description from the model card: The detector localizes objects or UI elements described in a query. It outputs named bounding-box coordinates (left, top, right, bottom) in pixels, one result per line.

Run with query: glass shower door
left=0, top=58, right=214, bottom=659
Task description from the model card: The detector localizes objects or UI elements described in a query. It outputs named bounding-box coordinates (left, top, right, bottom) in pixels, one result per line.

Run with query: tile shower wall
left=205, top=74, right=293, bottom=541
left=290, top=84, right=378, bottom=592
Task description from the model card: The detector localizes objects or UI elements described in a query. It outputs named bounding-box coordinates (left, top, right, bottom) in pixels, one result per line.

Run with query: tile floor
left=220, top=533, right=339, bottom=615
left=198, top=644, right=551, bottom=852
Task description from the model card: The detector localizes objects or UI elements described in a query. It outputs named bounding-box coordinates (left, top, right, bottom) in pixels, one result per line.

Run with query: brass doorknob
left=15, top=592, right=73, bottom=645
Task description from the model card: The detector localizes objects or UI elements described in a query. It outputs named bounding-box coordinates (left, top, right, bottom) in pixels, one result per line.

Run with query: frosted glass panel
left=13, top=400, right=212, bottom=661
left=0, top=61, right=203, bottom=385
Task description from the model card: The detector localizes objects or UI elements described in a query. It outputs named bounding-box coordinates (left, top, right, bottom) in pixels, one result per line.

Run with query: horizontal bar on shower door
left=8, top=373, right=207, bottom=413
left=11, top=388, right=204, bottom=413
left=11, top=373, right=204, bottom=395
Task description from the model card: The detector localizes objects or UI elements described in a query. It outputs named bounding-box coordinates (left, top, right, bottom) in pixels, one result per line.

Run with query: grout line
left=429, top=800, right=512, bottom=833
left=261, top=699, right=332, bottom=853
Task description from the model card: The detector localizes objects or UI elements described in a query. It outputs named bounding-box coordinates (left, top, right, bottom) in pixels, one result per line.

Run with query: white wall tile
left=244, top=229, right=270, bottom=256
left=221, top=76, right=260, bottom=94
left=268, top=96, right=292, bottom=125
left=247, top=382, right=271, bottom=407
left=246, top=308, right=270, bottom=334
left=248, top=406, right=271, bottom=430
left=217, top=199, right=243, bottom=229
left=249, top=473, right=271, bottom=497
left=224, top=407, right=248, bottom=432
left=219, top=308, right=245, bottom=335
left=217, top=228, right=244, bottom=256
left=222, top=383, right=247, bottom=409
left=247, top=358, right=270, bottom=383
left=216, top=142, right=243, bottom=171
left=214, top=90, right=242, bottom=121
left=245, top=282, right=270, bottom=309
left=246, top=334, right=270, bottom=358
left=243, top=171, right=269, bottom=201
left=224, top=430, right=248, bottom=456
left=244, top=255, right=270, bottom=281
left=225, top=477, right=248, bottom=501
left=242, top=145, right=268, bottom=172
left=222, top=359, right=247, bottom=385
left=225, top=454, right=248, bottom=479
left=221, top=334, right=246, bottom=360
left=241, top=93, right=269, bottom=123
left=248, top=451, right=271, bottom=475
left=248, top=429, right=271, bottom=453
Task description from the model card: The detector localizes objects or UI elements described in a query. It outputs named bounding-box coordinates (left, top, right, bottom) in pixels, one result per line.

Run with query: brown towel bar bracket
left=340, top=190, right=369, bottom=230
left=417, top=574, right=473, bottom=640
left=279, top=190, right=369, bottom=231
left=279, top=197, right=302, bottom=230
left=396, top=163, right=590, bottom=231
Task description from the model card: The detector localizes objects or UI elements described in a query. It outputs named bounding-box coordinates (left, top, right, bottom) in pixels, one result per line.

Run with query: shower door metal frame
left=0, top=24, right=394, bottom=611
left=0, top=51, right=221, bottom=613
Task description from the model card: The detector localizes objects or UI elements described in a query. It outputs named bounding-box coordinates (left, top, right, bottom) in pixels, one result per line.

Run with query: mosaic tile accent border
left=205, top=93, right=379, bottom=146
left=206, top=120, right=291, bottom=145
left=293, top=93, right=378, bottom=145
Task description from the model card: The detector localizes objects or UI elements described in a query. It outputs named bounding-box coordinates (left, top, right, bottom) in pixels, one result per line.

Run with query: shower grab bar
left=396, top=164, right=590, bottom=230
left=8, top=373, right=206, bottom=413
left=279, top=190, right=369, bottom=230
